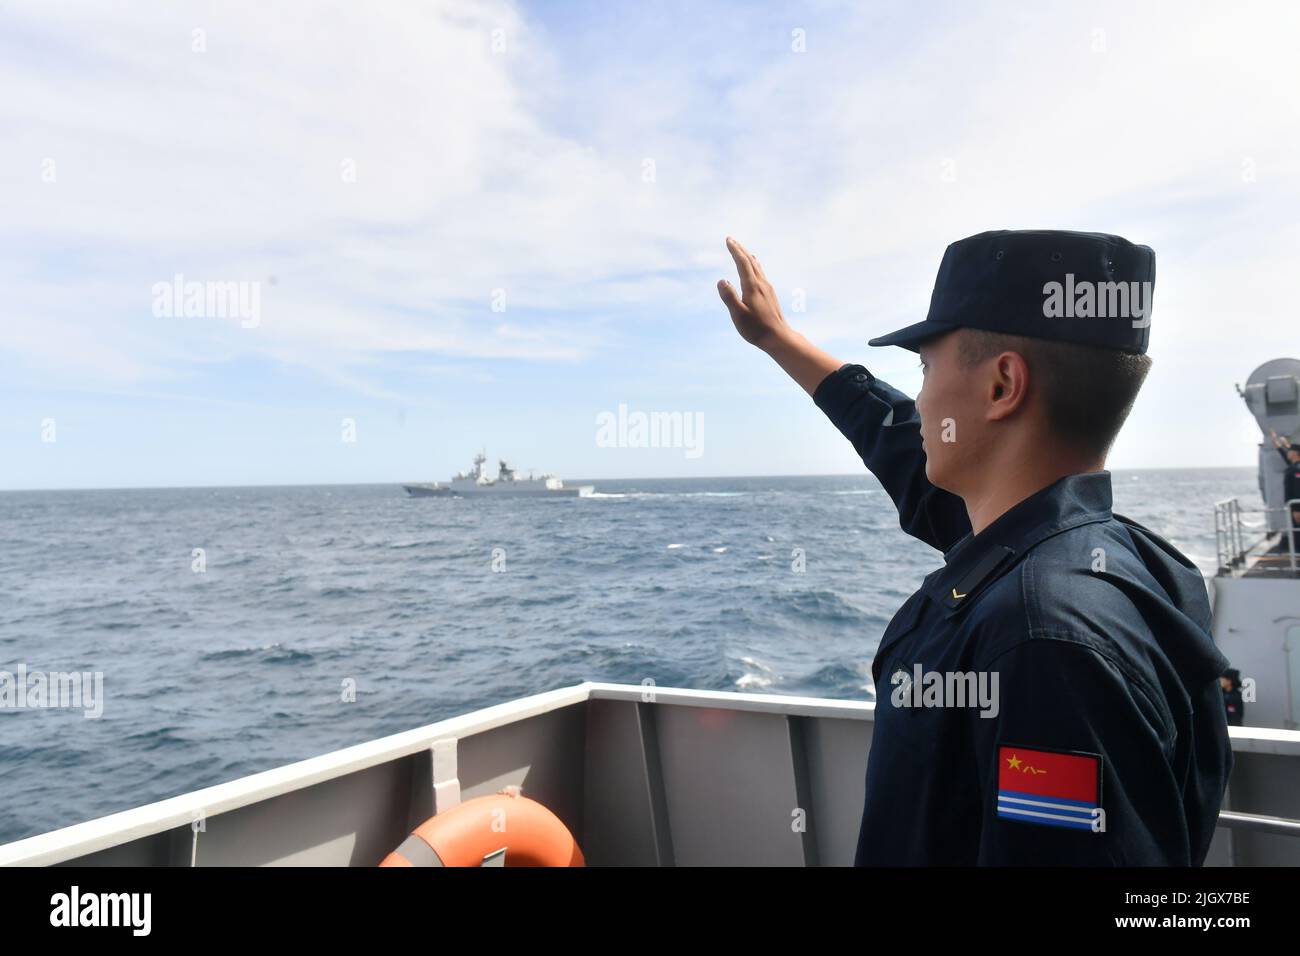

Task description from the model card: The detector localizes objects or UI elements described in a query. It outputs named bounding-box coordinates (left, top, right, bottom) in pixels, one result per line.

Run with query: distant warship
left=403, top=452, right=594, bottom=498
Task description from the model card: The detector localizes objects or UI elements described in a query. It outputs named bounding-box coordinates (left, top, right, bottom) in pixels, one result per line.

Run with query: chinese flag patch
left=996, top=744, right=1101, bottom=831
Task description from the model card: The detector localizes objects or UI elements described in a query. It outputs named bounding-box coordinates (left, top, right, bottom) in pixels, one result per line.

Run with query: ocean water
left=0, top=467, right=1257, bottom=843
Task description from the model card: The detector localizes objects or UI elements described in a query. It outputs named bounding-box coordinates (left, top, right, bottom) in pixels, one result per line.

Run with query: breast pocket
left=872, top=595, right=952, bottom=750
left=871, top=590, right=927, bottom=688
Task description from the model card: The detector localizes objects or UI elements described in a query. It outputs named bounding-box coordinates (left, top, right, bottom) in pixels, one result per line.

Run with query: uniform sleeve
left=811, top=364, right=969, bottom=553
left=971, top=636, right=1185, bottom=865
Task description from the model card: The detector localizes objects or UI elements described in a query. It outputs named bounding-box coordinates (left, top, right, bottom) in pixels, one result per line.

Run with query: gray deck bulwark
left=0, top=682, right=1295, bottom=866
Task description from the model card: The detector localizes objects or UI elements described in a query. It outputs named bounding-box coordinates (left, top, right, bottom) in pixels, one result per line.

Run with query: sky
left=2, top=0, right=1298, bottom=489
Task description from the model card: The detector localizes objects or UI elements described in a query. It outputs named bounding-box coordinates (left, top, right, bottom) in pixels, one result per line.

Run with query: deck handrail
left=1217, top=809, right=1300, bottom=838
left=1214, top=497, right=1299, bottom=574
left=2, top=684, right=1299, bottom=866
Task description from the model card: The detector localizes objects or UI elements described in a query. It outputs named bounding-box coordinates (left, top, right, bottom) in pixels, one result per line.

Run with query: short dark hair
left=953, top=328, right=1152, bottom=459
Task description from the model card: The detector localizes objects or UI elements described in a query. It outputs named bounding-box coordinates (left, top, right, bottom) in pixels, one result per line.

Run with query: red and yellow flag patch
left=996, top=744, right=1101, bottom=831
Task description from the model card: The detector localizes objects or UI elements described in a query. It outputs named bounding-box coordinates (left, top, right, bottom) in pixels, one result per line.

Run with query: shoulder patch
left=996, top=743, right=1103, bottom=832
left=943, top=545, right=1016, bottom=610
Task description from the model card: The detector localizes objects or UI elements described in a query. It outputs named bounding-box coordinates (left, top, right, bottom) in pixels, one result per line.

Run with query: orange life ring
left=380, top=789, right=585, bottom=867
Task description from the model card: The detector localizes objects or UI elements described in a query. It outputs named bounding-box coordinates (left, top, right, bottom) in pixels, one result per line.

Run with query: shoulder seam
left=981, top=630, right=1176, bottom=752
left=1018, top=542, right=1179, bottom=743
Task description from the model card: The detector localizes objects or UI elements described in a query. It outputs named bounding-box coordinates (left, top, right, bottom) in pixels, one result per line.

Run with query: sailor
left=1219, top=668, right=1245, bottom=727
left=1268, top=429, right=1300, bottom=542
left=718, top=230, right=1233, bottom=865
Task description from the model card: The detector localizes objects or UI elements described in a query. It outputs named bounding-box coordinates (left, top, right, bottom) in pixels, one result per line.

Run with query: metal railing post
left=1287, top=497, right=1299, bottom=573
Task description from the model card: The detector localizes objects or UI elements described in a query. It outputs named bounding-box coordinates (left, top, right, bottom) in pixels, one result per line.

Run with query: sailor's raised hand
left=718, top=236, right=789, bottom=349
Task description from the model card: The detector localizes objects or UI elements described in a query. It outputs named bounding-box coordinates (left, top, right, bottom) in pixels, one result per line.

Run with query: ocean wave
left=734, top=655, right=776, bottom=690
left=99, top=620, right=143, bottom=631
left=803, top=661, right=874, bottom=699
left=767, top=588, right=878, bottom=625
left=514, top=593, right=577, bottom=608
left=315, top=586, right=370, bottom=599
left=0, top=739, right=93, bottom=769
left=125, top=726, right=192, bottom=750
left=200, top=644, right=315, bottom=665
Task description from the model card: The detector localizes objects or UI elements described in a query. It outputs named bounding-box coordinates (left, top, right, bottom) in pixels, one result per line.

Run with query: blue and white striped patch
left=996, top=789, right=1098, bottom=830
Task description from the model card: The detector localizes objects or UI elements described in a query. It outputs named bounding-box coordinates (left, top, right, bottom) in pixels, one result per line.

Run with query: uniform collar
left=927, top=471, right=1114, bottom=613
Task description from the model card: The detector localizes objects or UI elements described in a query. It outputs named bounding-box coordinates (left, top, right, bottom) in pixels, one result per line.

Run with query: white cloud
left=1, top=0, right=1296, bottom=465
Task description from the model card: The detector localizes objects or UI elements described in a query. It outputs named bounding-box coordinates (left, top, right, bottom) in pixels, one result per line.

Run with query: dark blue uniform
left=814, top=363, right=1234, bottom=865
left=1275, top=445, right=1300, bottom=534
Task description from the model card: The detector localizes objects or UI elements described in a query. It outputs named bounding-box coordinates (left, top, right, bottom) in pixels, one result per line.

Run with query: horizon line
left=0, top=464, right=1258, bottom=494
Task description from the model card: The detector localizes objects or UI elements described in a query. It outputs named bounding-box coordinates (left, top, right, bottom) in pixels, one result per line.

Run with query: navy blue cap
left=869, top=229, right=1156, bottom=354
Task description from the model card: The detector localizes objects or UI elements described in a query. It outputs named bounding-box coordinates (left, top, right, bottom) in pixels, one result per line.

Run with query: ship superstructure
left=403, top=452, right=593, bottom=498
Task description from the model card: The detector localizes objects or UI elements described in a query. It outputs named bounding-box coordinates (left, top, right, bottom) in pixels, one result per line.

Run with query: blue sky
left=2, top=0, right=1298, bottom=489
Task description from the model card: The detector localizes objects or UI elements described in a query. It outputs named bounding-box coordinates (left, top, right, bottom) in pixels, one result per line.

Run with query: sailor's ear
left=985, top=350, right=1030, bottom=420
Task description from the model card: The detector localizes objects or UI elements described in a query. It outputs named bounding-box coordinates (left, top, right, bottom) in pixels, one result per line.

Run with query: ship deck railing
left=1, top=682, right=1298, bottom=867
left=1214, top=497, right=1300, bottom=578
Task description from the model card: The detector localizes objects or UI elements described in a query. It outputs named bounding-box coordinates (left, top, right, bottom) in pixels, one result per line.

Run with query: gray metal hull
left=402, top=484, right=593, bottom=498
